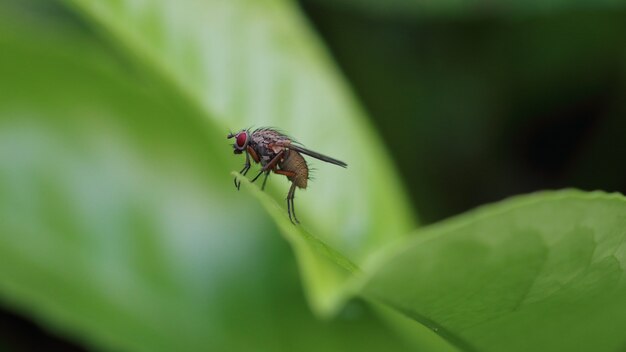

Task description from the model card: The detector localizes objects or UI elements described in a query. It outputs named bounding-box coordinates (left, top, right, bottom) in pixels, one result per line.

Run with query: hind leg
left=274, top=170, right=300, bottom=224
left=273, top=170, right=299, bottom=223
left=287, top=182, right=299, bottom=224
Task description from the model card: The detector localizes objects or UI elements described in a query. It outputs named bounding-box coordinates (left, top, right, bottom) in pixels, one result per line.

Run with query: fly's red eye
left=236, top=132, right=248, bottom=149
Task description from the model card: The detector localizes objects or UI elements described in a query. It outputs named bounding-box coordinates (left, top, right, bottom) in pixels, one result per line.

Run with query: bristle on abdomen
left=280, top=150, right=308, bottom=189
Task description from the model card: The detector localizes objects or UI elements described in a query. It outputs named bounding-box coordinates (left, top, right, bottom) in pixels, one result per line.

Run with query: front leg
left=235, top=151, right=251, bottom=190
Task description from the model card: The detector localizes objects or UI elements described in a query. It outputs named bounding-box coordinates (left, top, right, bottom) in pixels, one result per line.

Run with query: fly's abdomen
left=280, top=150, right=308, bottom=189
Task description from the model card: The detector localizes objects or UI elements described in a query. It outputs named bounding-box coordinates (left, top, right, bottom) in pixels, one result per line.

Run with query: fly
left=228, top=127, right=347, bottom=224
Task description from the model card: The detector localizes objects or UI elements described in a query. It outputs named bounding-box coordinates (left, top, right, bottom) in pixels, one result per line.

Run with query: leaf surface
left=0, top=6, right=417, bottom=351
left=361, top=191, right=626, bottom=351
left=62, top=0, right=417, bottom=314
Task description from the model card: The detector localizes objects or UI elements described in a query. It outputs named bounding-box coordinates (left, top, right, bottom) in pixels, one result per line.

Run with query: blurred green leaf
left=0, top=5, right=418, bottom=352
left=236, top=172, right=360, bottom=314
left=237, top=172, right=459, bottom=352
left=360, top=190, right=626, bottom=351
left=61, top=0, right=417, bottom=314
left=5, top=0, right=625, bottom=351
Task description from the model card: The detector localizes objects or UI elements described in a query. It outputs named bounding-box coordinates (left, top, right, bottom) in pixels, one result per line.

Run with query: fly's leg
left=274, top=169, right=299, bottom=224
left=235, top=151, right=251, bottom=190
left=247, top=146, right=260, bottom=163
left=287, top=182, right=299, bottom=224
left=261, top=171, right=270, bottom=191
left=287, top=192, right=292, bottom=223
left=251, top=150, right=284, bottom=184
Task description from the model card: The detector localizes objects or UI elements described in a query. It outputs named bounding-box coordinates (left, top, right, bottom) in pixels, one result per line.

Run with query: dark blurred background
left=301, top=0, right=626, bottom=223
left=3, top=0, right=626, bottom=350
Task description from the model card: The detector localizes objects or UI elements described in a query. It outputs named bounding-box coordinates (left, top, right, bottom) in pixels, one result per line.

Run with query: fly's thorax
left=249, top=142, right=274, bottom=166
left=251, top=129, right=291, bottom=149
left=250, top=128, right=291, bottom=166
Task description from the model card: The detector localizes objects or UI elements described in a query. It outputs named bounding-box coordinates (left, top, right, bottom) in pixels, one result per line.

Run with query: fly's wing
left=288, top=144, right=347, bottom=168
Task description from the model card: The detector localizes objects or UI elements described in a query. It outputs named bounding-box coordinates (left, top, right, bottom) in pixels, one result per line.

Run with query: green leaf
left=61, top=0, right=417, bottom=314
left=360, top=190, right=626, bottom=351
left=0, top=5, right=417, bottom=352
left=237, top=172, right=463, bottom=351
left=235, top=172, right=359, bottom=314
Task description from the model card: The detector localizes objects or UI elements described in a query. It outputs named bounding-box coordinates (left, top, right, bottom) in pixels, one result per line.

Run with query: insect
left=228, top=127, right=347, bottom=224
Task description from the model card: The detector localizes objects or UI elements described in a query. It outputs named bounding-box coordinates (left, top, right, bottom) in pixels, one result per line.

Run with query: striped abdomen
left=280, top=150, right=308, bottom=189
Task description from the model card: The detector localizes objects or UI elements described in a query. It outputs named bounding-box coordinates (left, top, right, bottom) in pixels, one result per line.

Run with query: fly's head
left=227, top=129, right=250, bottom=154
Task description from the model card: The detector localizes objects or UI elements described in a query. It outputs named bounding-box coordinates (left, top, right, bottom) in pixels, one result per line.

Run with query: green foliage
left=236, top=172, right=359, bottom=314
left=362, top=191, right=626, bottom=351
left=1, top=1, right=626, bottom=352
left=0, top=3, right=415, bottom=351
left=62, top=0, right=416, bottom=315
